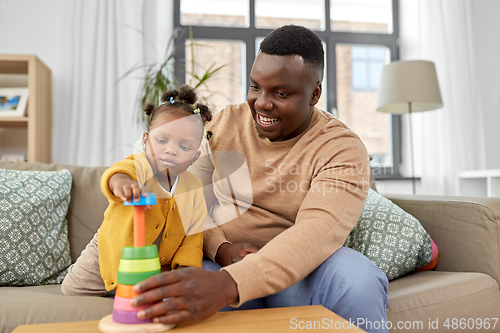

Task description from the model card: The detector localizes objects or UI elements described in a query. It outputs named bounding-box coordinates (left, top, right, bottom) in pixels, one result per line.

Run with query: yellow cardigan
left=97, top=152, right=206, bottom=291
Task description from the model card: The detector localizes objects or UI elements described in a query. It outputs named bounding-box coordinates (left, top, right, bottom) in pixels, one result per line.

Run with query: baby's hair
left=144, top=84, right=213, bottom=140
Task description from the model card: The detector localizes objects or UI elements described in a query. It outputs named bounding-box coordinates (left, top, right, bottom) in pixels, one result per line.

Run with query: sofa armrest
left=384, top=194, right=500, bottom=285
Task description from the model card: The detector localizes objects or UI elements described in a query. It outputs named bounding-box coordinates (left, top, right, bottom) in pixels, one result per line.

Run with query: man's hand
left=131, top=267, right=238, bottom=325
left=216, top=242, right=259, bottom=267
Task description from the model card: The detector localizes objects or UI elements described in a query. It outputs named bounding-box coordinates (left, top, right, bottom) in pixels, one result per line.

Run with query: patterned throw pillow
left=0, top=169, right=72, bottom=286
left=344, top=189, right=438, bottom=281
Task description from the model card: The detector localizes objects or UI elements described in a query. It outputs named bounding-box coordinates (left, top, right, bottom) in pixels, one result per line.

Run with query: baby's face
left=143, top=112, right=202, bottom=179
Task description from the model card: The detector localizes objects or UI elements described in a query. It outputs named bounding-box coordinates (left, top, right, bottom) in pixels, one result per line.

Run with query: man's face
left=247, top=53, right=322, bottom=142
left=143, top=112, right=201, bottom=180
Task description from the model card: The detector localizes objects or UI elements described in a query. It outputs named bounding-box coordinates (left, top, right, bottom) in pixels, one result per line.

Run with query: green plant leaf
left=118, top=25, right=226, bottom=124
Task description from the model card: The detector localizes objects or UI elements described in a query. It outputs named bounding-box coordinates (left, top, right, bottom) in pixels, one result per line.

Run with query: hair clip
left=204, top=131, right=213, bottom=140
left=170, top=97, right=175, bottom=104
left=193, top=108, right=201, bottom=114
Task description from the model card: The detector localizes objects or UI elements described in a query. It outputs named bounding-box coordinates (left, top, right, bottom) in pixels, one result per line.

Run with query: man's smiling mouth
left=257, top=113, right=278, bottom=126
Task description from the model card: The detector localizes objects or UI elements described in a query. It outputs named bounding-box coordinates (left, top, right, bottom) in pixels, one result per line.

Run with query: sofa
left=1, top=160, right=500, bottom=333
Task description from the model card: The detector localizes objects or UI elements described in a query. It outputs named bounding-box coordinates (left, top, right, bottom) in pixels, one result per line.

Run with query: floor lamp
left=376, top=60, right=443, bottom=194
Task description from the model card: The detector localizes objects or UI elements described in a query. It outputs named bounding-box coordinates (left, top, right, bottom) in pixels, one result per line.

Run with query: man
left=131, top=25, right=389, bottom=333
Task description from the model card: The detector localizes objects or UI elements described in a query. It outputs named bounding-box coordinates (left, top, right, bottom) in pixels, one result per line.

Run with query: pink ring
left=112, top=309, right=152, bottom=324
left=113, top=296, right=150, bottom=312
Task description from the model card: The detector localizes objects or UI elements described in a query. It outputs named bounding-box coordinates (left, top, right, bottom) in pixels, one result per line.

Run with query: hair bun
left=195, top=103, right=212, bottom=124
left=144, top=103, right=155, bottom=116
left=160, top=90, right=179, bottom=103
left=177, top=84, right=197, bottom=105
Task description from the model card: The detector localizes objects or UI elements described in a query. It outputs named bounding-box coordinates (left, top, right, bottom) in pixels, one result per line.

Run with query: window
left=350, top=46, right=387, bottom=91
left=174, top=0, right=400, bottom=175
left=184, top=39, right=246, bottom=112
left=255, top=0, right=325, bottom=30
left=337, top=44, right=392, bottom=167
left=330, top=0, right=393, bottom=33
left=180, top=0, right=249, bottom=27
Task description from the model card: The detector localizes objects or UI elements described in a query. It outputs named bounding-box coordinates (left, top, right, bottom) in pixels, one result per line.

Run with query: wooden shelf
left=0, top=54, right=51, bottom=163
left=458, top=169, right=500, bottom=197
left=0, top=117, right=29, bottom=124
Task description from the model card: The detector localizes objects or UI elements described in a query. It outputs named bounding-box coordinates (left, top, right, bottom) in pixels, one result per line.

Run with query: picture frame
left=0, top=88, right=29, bottom=117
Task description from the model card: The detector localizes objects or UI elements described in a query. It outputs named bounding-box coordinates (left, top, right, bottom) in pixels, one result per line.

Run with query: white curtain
left=399, top=0, right=486, bottom=195
left=63, top=0, right=147, bottom=167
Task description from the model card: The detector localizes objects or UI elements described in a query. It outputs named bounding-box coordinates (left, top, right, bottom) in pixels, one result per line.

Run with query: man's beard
left=254, top=123, right=282, bottom=142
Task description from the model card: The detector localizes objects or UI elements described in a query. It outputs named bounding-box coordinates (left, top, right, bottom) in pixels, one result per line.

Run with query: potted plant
left=119, top=27, right=225, bottom=125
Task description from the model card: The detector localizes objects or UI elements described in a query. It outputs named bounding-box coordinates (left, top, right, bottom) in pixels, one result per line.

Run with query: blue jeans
left=203, top=247, right=389, bottom=333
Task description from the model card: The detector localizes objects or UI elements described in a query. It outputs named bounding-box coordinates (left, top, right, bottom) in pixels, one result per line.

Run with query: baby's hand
left=215, top=242, right=259, bottom=267
left=108, top=173, right=151, bottom=210
left=114, top=179, right=147, bottom=203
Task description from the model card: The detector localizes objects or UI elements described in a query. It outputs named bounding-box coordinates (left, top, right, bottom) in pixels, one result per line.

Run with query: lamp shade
left=376, top=60, right=443, bottom=114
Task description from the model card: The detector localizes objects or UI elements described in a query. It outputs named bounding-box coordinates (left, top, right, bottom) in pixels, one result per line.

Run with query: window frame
left=173, top=0, right=401, bottom=178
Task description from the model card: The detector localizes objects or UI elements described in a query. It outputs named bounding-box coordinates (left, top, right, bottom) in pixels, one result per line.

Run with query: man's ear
left=310, top=81, right=322, bottom=106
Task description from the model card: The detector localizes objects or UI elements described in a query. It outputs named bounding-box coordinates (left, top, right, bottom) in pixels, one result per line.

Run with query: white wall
left=1, top=0, right=499, bottom=171
left=0, top=1, right=73, bottom=164
left=377, top=0, right=500, bottom=195
left=470, top=0, right=500, bottom=169
left=0, top=0, right=169, bottom=165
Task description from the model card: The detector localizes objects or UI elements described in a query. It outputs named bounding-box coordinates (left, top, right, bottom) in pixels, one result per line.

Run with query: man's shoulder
left=209, top=103, right=250, bottom=127
left=205, top=103, right=252, bottom=145
left=303, top=109, right=368, bottom=163
left=311, top=108, right=361, bottom=141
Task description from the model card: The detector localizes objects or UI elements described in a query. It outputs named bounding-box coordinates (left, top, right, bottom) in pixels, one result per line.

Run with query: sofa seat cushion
left=0, top=285, right=113, bottom=333
left=388, top=271, right=500, bottom=332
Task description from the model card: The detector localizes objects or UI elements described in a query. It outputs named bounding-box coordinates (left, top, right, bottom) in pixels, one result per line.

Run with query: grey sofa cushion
left=0, top=161, right=108, bottom=263
left=0, top=169, right=72, bottom=286
left=0, top=285, right=113, bottom=333
left=344, top=189, right=434, bottom=281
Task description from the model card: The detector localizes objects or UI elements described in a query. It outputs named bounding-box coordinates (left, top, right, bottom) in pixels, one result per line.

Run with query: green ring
left=117, top=270, right=161, bottom=285
left=119, top=258, right=161, bottom=273
left=121, top=245, right=158, bottom=260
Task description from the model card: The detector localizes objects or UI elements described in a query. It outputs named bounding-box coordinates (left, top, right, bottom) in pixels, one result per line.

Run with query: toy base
left=99, top=314, right=175, bottom=333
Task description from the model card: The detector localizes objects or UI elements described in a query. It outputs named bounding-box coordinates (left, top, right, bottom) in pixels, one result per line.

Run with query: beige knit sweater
left=189, top=102, right=370, bottom=305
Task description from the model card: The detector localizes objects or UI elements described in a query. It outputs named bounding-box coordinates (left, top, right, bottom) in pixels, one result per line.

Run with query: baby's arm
left=108, top=173, right=149, bottom=205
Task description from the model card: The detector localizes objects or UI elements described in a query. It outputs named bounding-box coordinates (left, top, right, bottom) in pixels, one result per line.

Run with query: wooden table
left=12, top=305, right=366, bottom=332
